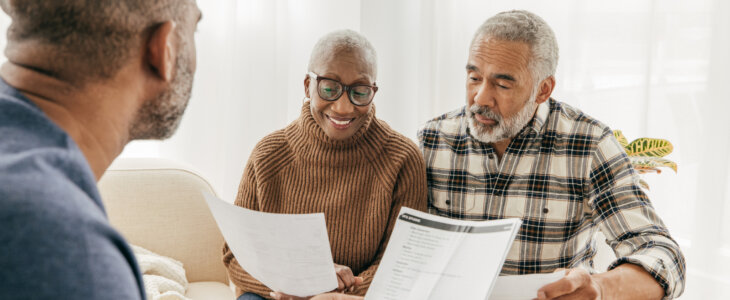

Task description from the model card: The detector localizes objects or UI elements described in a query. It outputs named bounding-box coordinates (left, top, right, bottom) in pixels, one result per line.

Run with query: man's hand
left=537, top=268, right=602, bottom=300
left=538, top=264, right=665, bottom=300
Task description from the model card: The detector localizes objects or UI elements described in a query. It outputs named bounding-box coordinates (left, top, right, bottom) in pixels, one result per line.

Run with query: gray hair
left=472, top=10, right=559, bottom=84
left=307, top=29, right=377, bottom=78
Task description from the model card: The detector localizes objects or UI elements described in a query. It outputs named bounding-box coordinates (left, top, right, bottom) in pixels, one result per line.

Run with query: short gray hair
left=308, top=29, right=377, bottom=78
left=472, top=10, right=559, bottom=84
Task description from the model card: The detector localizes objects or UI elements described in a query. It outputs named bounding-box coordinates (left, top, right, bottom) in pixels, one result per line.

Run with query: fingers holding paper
left=334, top=264, right=362, bottom=292
left=270, top=289, right=364, bottom=300
left=536, top=268, right=602, bottom=300
left=269, top=291, right=311, bottom=300
left=310, top=293, right=363, bottom=300
left=270, top=264, right=363, bottom=300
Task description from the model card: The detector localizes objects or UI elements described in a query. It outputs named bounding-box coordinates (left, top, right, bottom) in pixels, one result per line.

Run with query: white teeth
left=331, top=118, right=352, bottom=125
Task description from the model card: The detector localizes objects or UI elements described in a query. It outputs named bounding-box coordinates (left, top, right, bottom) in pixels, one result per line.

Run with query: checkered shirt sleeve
left=417, top=99, right=686, bottom=299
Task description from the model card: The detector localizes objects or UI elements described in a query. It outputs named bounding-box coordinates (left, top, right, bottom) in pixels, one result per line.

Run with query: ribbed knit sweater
left=222, top=102, right=427, bottom=298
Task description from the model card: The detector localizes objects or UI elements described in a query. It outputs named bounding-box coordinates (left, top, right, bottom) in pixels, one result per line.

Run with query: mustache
left=468, top=104, right=502, bottom=122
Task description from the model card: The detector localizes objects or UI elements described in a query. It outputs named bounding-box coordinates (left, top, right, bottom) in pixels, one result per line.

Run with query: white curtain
left=1, top=0, right=728, bottom=298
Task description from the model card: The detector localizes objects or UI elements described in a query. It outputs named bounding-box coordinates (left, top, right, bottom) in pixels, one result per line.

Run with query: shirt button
left=445, top=199, right=451, bottom=205
left=543, top=208, right=550, bottom=214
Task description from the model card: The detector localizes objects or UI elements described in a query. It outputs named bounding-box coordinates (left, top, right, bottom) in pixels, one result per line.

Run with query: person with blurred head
left=222, top=29, right=427, bottom=300
left=418, top=10, right=685, bottom=300
left=0, top=0, right=201, bottom=299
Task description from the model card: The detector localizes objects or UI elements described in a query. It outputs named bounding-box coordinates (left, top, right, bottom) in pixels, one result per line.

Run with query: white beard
left=467, top=94, right=538, bottom=144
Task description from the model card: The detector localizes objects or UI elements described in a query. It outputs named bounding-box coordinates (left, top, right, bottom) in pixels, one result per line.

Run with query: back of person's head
left=473, top=10, right=559, bottom=84
left=0, top=0, right=196, bottom=85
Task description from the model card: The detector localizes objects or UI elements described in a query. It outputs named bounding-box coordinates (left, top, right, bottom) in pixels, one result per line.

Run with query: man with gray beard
left=418, top=10, right=685, bottom=300
left=0, top=0, right=201, bottom=299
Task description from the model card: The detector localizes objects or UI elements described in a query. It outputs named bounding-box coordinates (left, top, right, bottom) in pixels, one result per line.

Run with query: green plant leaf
left=626, top=138, right=673, bottom=157
left=613, top=130, right=629, bottom=148
left=630, top=156, right=678, bottom=173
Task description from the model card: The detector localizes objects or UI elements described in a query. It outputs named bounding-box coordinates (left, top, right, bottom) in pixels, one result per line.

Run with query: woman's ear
left=303, top=75, right=311, bottom=99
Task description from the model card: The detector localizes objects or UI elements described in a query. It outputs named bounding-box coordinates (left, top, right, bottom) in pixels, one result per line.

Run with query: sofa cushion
left=99, top=158, right=229, bottom=284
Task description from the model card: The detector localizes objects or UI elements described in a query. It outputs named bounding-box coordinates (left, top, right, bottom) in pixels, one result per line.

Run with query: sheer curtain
left=1, top=0, right=727, bottom=298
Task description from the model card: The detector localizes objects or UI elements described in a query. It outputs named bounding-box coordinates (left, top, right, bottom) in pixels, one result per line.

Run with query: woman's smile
left=326, top=114, right=355, bottom=129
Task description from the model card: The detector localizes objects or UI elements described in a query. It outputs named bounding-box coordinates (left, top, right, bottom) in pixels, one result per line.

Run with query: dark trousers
left=238, top=292, right=266, bottom=300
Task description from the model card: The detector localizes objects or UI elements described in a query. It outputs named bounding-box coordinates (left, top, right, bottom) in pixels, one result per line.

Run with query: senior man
left=418, top=10, right=685, bottom=300
left=0, top=0, right=201, bottom=299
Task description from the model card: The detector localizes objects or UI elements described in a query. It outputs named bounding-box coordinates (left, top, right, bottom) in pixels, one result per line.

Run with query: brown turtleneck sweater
left=222, top=102, right=427, bottom=298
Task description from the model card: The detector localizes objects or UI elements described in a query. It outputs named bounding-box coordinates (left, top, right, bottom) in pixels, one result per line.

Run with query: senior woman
left=222, top=30, right=428, bottom=300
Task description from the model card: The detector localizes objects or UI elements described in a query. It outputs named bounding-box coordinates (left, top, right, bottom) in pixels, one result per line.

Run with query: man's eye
left=497, top=84, right=509, bottom=89
left=469, top=77, right=480, bottom=81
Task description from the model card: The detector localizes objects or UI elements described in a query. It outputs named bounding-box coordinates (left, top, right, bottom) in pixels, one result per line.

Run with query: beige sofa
left=98, top=158, right=235, bottom=299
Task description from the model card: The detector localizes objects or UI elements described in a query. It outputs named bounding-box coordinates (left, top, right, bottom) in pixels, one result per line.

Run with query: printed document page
left=202, top=191, right=338, bottom=297
left=365, top=207, right=521, bottom=300
left=489, top=271, right=566, bottom=300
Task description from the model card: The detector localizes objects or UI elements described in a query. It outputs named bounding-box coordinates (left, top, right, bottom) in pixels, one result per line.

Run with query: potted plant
left=613, top=130, right=677, bottom=190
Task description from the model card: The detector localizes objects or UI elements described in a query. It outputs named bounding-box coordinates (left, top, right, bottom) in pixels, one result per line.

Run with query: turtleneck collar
left=286, top=101, right=390, bottom=167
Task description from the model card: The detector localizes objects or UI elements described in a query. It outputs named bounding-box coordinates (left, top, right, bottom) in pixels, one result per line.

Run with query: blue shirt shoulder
left=0, top=80, right=144, bottom=299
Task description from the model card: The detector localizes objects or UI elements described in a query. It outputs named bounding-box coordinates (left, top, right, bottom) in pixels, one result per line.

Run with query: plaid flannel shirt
left=417, top=98, right=685, bottom=299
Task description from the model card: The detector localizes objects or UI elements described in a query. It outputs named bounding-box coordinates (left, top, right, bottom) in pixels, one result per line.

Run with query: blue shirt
left=0, top=79, right=145, bottom=299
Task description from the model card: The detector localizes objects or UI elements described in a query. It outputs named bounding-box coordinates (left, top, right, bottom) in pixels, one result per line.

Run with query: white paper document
left=365, top=207, right=522, bottom=300
left=202, top=191, right=338, bottom=297
left=489, top=271, right=566, bottom=300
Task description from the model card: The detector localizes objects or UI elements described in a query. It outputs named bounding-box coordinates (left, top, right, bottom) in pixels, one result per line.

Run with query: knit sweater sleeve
left=350, top=141, right=429, bottom=296
left=221, top=159, right=274, bottom=299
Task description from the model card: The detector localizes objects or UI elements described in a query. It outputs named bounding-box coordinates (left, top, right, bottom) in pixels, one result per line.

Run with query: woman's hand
left=269, top=292, right=311, bottom=300
left=270, top=292, right=364, bottom=300
left=311, top=293, right=364, bottom=300
left=334, top=264, right=363, bottom=292
left=269, top=264, right=363, bottom=300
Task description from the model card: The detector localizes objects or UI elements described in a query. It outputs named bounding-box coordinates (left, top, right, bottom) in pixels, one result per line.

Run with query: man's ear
left=304, top=75, right=311, bottom=98
left=535, top=76, right=556, bottom=104
left=146, top=21, right=177, bottom=81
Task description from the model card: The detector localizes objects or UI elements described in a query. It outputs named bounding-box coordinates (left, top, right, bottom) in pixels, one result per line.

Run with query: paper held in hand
left=201, top=191, right=338, bottom=297
left=365, top=207, right=522, bottom=300
left=489, top=271, right=566, bottom=300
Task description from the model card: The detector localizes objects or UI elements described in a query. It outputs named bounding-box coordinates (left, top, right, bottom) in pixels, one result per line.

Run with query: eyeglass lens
left=317, top=78, right=374, bottom=105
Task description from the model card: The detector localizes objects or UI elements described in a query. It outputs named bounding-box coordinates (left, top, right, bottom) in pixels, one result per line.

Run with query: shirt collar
left=529, top=99, right=551, bottom=134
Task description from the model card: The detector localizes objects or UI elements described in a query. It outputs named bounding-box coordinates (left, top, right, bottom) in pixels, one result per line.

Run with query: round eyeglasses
left=308, top=72, right=378, bottom=106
